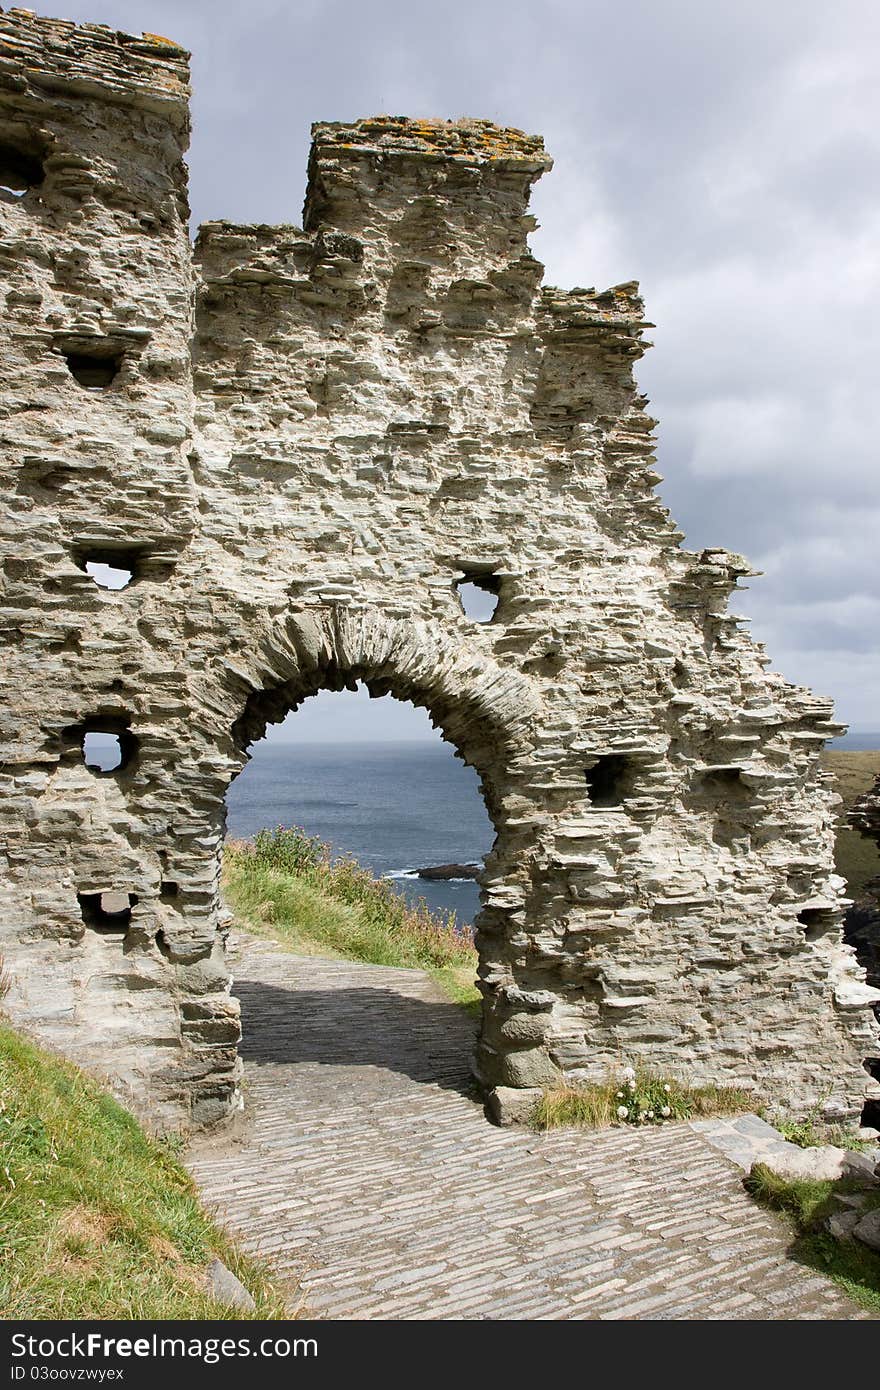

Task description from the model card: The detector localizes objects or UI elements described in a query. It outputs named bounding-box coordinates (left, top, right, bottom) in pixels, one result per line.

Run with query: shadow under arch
left=236, top=978, right=481, bottom=1100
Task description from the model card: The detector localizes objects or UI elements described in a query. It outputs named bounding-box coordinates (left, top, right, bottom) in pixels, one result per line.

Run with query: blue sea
left=831, top=731, right=880, bottom=750
left=226, top=741, right=495, bottom=926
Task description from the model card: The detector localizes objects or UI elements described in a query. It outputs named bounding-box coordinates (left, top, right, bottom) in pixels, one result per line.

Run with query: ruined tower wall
left=0, top=12, right=877, bottom=1128
left=0, top=12, right=229, bottom=1124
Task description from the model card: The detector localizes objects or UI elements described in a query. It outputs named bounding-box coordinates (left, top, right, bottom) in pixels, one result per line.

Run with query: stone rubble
left=749, top=1145, right=877, bottom=1186
left=205, top=1256, right=256, bottom=1313
left=852, top=1209, right=880, bottom=1253
left=0, top=11, right=878, bottom=1129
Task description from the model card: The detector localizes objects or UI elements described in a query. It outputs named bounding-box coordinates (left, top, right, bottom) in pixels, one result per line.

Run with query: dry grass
left=821, top=749, right=880, bottom=897
left=533, top=1074, right=755, bottom=1131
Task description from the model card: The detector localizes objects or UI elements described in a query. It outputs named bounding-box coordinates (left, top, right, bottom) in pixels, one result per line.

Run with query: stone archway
left=228, top=608, right=536, bottom=799
left=213, top=607, right=540, bottom=1117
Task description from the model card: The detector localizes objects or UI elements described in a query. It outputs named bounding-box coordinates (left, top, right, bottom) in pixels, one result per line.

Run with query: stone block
left=487, top=1086, right=543, bottom=1127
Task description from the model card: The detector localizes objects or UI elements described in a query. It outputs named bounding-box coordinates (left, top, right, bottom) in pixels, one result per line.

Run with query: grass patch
left=224, top=827, right=480, bottom=1012
left=431, top=966, right=482, bottom=1016
left=0, top=1022, right=286, bottom=1319
left=820, top=749, right=880, bottom=897
left=532, top=1073, right=755, bottom=1131
left=775, top=1117, right=873, bottom=1153
left=745, top=1163, right=880, bottom=1312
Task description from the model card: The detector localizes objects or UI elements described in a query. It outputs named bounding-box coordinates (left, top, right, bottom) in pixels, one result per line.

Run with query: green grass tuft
left=744, top=1163, right=838, bottom=1226
left=775, top=1117, right=873, bottom=1152
left=0, top=1022, right=286, bottom=1319
left=224, top=827, right=480, bottom=1011
left=745, top=1163, right=880, bottom=1311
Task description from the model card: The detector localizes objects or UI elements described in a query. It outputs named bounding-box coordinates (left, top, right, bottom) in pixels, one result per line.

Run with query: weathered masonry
left=1, top=10, right=878, bottom=1129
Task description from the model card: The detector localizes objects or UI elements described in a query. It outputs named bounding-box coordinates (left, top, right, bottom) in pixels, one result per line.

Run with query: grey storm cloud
left=43, top=0, right=880, bottom=734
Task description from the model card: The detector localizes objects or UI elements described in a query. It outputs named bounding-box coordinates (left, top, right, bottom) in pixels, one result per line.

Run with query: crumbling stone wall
left=1, top=10, right=878, bottom=1129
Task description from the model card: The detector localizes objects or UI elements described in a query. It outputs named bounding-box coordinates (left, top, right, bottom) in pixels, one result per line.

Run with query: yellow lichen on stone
left=319, top=116, right=545, bottom=163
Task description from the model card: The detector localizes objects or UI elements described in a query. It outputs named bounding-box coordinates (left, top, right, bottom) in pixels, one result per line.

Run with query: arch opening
left=226, top=683, right=495, bottom=949
left=221, top=676, right=507, bottom=1095
left=193, top=606, right=538, bottom=1120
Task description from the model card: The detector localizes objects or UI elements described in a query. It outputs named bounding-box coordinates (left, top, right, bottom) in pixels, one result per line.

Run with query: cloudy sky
left=47, top=0, right=879, bottom=739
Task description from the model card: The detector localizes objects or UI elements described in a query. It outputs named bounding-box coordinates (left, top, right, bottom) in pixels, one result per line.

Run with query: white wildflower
left=646, top=1111, right=654, bottom=1120
left=616, top=1091, right=624, bottom=1098
left=621, top=1066, right=636, bottom=1081
left=617, top=1106, right=629, bottom=1119
left=627, top=1079, right=636, bottom=1091
left=663, top=1083, right=671, bottom=1093
left=661, top=1106, right=671, bottom=1118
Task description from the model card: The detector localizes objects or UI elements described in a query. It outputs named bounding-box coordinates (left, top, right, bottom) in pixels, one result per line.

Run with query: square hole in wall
left=797, top=907, right=838, bottom=941
left=88, top=560, right=132, bottom=589
left=455, top=572, right=501, bottom=622
left=62, top=716, right=138, bottom=776
left=0, top=130, right=46, bottom=195
left=73, top=545, right=149, bottom=589
left=77, top=890, right=136, bottom=932
left=63, top=349, right=123, bottom=389
left=82, top=731, right=125, bottom=772
left=585, top=754, right=636, bottom=808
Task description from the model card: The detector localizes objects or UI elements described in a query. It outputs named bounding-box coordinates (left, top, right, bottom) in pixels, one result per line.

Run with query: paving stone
left=188, top=940, right=871, bottom=1320
left=206, top=1257, right=256, bottom=1313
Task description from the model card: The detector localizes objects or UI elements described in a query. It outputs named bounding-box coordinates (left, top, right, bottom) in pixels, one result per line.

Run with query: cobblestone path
left=188, top=938, right=866, bottom=1320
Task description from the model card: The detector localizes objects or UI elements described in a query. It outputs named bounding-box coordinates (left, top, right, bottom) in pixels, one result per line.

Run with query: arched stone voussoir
left=228, top=607, right=540, bottom=778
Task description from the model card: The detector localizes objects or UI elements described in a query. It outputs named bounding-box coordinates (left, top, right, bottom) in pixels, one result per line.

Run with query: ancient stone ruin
left=1, top=9, right=878, bottom=1129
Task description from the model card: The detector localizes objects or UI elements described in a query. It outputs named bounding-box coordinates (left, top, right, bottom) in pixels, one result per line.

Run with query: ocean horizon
left=829, top=731, right=880, bottom=751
